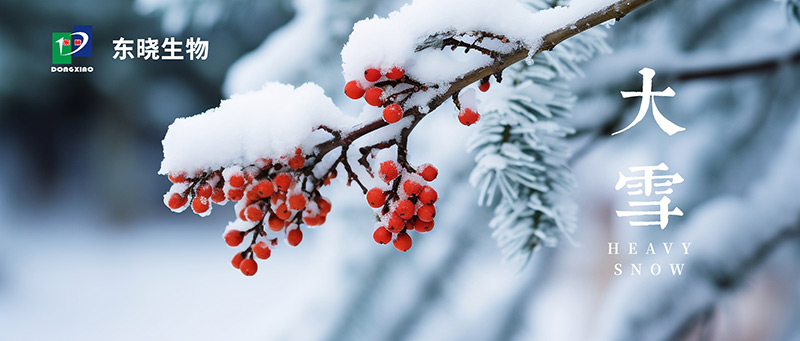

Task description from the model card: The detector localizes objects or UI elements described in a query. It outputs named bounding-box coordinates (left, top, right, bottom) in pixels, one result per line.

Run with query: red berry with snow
left=418, top=164, right=438, bottom=182
left=303, top=215, right=325, bottom=226
left=413, top=219, right=434, bottom=232
left=288, top=194, right=307, bottom=210
left=479, top=80, right=490, bottom=92
left=268, top=215, right=285, bottom=231
left=274, top=173, right=292, bottom=191
left=419, top=186, right=438, bottom=205
left=245, top=205, right=264, bottom=222
left=211, top=188, right=226, bottom=203
left=364, top=88, right=383, bottom=107
left=386, top=67, right=404, bottom=80
left=168, top=171, right=187, bottom=183
left=373, top=227, right=392, bottom=244
left=402, top=180, right=422, bottom=197
left=167, top=193, right=187, bottom=210
left=387, top=213, right=405, bottom=232
left=344, top=80, right=365, bottom=99
left=224, top=230, right=244, bottom=247
left=196, top=183, right=212, bottom=198
left=367, top=188, right=386, bottom=208
left=382, top=104, right=403, bottom=123
left=379, top=160, right=398, bottom=183
left=229, top=173, right=245, bottom=188
left=231, top=253, right=245, bottom=269
left=246, top=189, right=260, bottom=201
left=393, top=232, right=412, bottom=252
left=239, top=258, right=258, bottom=276
left=288, top=154, right=305, bottom=170
left=275, top=203, right=292, bottom=220
left=227, top=188, right=244, bottom=201
left=287, top=228, right=303, bottom=246
left=364, top=68, right=382, bottom=82
left=395, top=199, right=415, bottom=219
left=254, top=180, right=274, bottom=198
left=458, top=108, right=480, bottom=126
left=192, top=196, right=210, bottom=214
left=316, top=197, right=332, bottom=215
left=417, top=204, right=436, bottom=222
left=253, top=241, right=271, bottom=260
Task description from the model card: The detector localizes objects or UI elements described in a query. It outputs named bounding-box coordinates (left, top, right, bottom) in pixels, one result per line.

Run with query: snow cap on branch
left=159, top=82, right=357, bottom=174
left=341, top=0, right=616, bottom=85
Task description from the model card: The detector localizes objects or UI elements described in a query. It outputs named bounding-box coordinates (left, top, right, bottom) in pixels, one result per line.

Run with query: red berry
left=373, top=227, right=392, bottom=244
left=288, top=154, right=305, bottom=170
left=253, top=241, right=271, bottom=260
left=167, top=193, right=187, bottom=210
left=287, top=228, right=303, bottom=246
left=386, top=67, right=404, bottom=80
left=402, top=180, right=422, bottom=197
left=254, top=180, right=274, bottom=198
left=303, top=215, right=325, bottom=226
left=417, top=204, right=436, bottom=222
left=238, top=208, right=247, bottom=221
left=211, top=188, right=226, bottom=203
left=366, top=188, right=386, bottom=208
left=379, top=160, right=398, bottom=183
left=240, top=258, right=258, bottom=276
left=246, top=189, right=260, bottom=201
left=271, top=191, right=286, bottom=206
left=418, top=164, right=438, bottom=182
left=393, top=232, right=412, bottom=252
left=196, top=183, right=212, bottom=198
left=288, top=194, right=307, bottom=210
left=395, top=199, right=415, bottom=220
left=419, top=186, right=438, bottom=205
left=382, top=104, right=403, bottom=123
left=316, top=197, right=332, bottom=215
left=365, top=88, right=383, bottom=107
left=421, top=189, right=440, bottom=204
left=345, top=80, right=366, bottom=99
left=274, top=173, right=292, bottom=191
left=387, top=213, right=405, bottom=232
left=192, top=196, right=210, bottom=214
left=458, top=108, right=480, bottom=126
left=275, top=203, right=292, bottom=220
left=229, top=173, right=245, bottom=188
left=168, top=171, right=187, bottom=183
left=413, top=219, right=434, bottom=232
left=268, top=215, right=285, bottom=231
left=224, top=230, right=244, bottom=247
left=227, top=188, right=244, bottom=201
left=479, top=80, right=490, bottom=92
left=245, top=205, right=264, bottom=221
left=231, top=253, right=245, bottom=269
left=364, top=68, right=382, bottom=82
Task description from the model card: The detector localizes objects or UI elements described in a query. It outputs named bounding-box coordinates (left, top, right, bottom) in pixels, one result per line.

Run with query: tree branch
left=315, top=0, right=655, bottom=159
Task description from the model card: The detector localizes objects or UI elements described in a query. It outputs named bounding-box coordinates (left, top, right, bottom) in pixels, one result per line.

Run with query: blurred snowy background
left=1, top=0, right=800, bottom=340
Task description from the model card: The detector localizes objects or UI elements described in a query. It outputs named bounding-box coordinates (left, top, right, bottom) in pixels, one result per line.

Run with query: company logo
left=52, top=25, right=92, bottom=65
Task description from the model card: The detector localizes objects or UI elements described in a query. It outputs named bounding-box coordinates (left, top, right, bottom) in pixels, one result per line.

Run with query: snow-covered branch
left=158, top=0, right=655, bottom=275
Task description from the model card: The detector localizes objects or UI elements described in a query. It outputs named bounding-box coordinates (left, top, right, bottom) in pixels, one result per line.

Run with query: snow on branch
left=158, top=0, right=654, bottom=275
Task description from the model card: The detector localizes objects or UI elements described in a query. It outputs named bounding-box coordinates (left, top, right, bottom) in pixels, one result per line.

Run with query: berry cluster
left=367, top=161, right=439, bottom=252
left=344, top=66, right=487, bottom=128
left=163, top=148, right=335, bottom=276
left=344, top=66, right=411, bottom=124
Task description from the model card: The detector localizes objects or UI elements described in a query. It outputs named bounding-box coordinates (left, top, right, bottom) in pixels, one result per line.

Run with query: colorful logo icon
left=52, top=25, right=92, bottom=64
